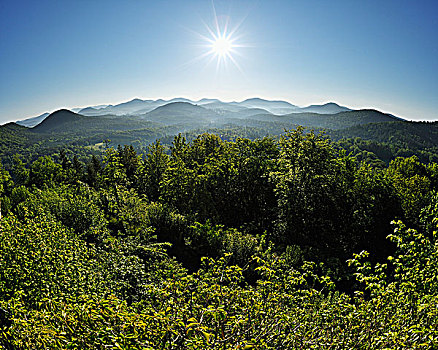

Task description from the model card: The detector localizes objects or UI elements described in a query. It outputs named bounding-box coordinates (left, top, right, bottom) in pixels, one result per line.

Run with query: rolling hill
left=33, top=109, right=86, bottom=133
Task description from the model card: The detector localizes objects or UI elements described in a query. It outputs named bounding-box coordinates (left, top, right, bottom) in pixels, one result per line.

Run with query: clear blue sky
left=0, top=0, right=437, bottom=123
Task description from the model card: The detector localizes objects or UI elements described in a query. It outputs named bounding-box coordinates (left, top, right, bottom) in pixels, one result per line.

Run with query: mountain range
left=20, top=101, right=400, bottom=135
left=3, top=97, right=406, bottom=158
left=5, top=96, right=438, bottom=171
left=14, top=97, right=357, bottom=128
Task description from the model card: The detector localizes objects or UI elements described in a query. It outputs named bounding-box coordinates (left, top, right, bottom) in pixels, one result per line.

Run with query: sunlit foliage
left=1, top=129, right=438, bottom=348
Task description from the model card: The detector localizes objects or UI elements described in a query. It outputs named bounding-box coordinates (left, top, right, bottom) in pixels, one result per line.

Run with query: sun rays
left=186, top=4, right=247, bottom=74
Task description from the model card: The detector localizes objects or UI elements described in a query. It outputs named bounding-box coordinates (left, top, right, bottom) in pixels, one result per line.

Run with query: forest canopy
left=1, top=128, right=438, bottom=348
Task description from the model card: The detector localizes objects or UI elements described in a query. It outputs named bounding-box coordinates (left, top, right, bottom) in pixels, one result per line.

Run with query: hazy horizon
left=1, top=0, right=437, bottom=123
left=8, top=95, right=395, bottom=125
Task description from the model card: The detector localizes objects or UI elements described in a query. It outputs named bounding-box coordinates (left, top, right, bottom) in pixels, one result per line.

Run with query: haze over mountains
left=4, top=94, right=438, bottom=173
left=16, top=112, right=50, bottom=128
left=7, top=97, right=408, bottom=159
left=15, top=97, right=358, bottom=128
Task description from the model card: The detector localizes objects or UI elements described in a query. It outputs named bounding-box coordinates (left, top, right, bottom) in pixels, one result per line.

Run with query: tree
left=28, top=156, right=63, bottom=188
left=0, top=162, right=12, bottom=219
left=11, top=155, right=29, bottom=186
left=0, top=162, right=11, bottom=197
left=137, top=140, right=169, bottom=201
left=86, top=155, right=102, bottom=188
left=386, top=156, right=432, bottom=226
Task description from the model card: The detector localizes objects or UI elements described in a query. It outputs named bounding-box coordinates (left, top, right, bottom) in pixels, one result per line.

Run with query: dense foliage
left=1, top=128, right=438, bottom=348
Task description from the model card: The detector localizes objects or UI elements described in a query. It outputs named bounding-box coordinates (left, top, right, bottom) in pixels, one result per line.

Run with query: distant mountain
left=16, top=112, right=50, bottom=128
left=196, top=98, right=221, bottom=105
left=89, top=104, right=110, bottom=110
left=167, top=98, right=194, bottom=104
left=141, top=102, right=216, bottom=125
left=240, top=98, right=296, bottom=108
left=202, top=101, right=248, bottom=113
left=226, top=108, right=272, bottom=118
left=33, top=109, right=85, bottom=132
left=78, top=107, right=100, bottom=115
left=30, top=97, right=354, bottom=120
left=237, top=98, right=297, bottom=114
left=146, top=101, right=201, bottom=114
left=106, top=98, right=154, bottom=115
left=298, top=102, right=352, bottom=114
left=77, top=104, right=110, bottom=115
left=80, top=98, right=189, bottom=116
left=76, top=97, right=298, bottom=116
left=79, top=98, right=151, bottom=116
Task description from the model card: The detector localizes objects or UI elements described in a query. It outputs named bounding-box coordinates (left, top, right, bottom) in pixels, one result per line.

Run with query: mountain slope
left=33, top=109, right=85, bottom=133
left=16, top=112, right=50, bottom=127
left=333, top=120, right=438, bottom=148
left=246, top=109, right=402, bottom=130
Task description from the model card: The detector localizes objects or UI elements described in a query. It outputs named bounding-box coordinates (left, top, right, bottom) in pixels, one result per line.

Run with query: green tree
left=28, top=156, right=63, bottom=188
left=272, top=128, right=355, bottom=256
left=386, top=156, right=432, bottom=225
left=86, top=155, right=102, bottom=188
left=11, top=154, right=29, bottom=186
left=137, top=140, right=169, bottom=201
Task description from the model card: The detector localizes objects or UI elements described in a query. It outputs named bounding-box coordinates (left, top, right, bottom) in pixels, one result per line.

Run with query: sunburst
left=186, top=4, right=247, bottom=73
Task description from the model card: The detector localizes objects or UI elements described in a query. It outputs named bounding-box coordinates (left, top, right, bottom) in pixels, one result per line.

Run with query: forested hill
left=334, top=120, right=438, bottom=148
left=33, top=109, right=86, bottom=132
left=1, top=129, right=438, bottom=347
left=247, top=109, right=398, bottom=129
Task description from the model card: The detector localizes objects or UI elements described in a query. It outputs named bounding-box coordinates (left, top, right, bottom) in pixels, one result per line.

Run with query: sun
left=202, top=25, right=242, bottom=71
left=198, top=11, right=244, bottom=70
left=211, top=35, right=233, bottom=57
left=185, top=5, right=248, bottom=72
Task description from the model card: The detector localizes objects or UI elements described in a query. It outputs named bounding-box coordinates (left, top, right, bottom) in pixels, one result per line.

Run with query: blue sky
left=0, top=0, right=437, bottom=123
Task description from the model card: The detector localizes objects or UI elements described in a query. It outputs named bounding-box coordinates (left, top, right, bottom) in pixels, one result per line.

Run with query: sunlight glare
left=184, top=4, right=248, bottom=74
left=212, top=36, right=233, bottom=57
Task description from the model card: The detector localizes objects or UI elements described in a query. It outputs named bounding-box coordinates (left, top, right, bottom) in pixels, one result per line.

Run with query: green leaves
left=3, top=129, right=438, bottom=348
